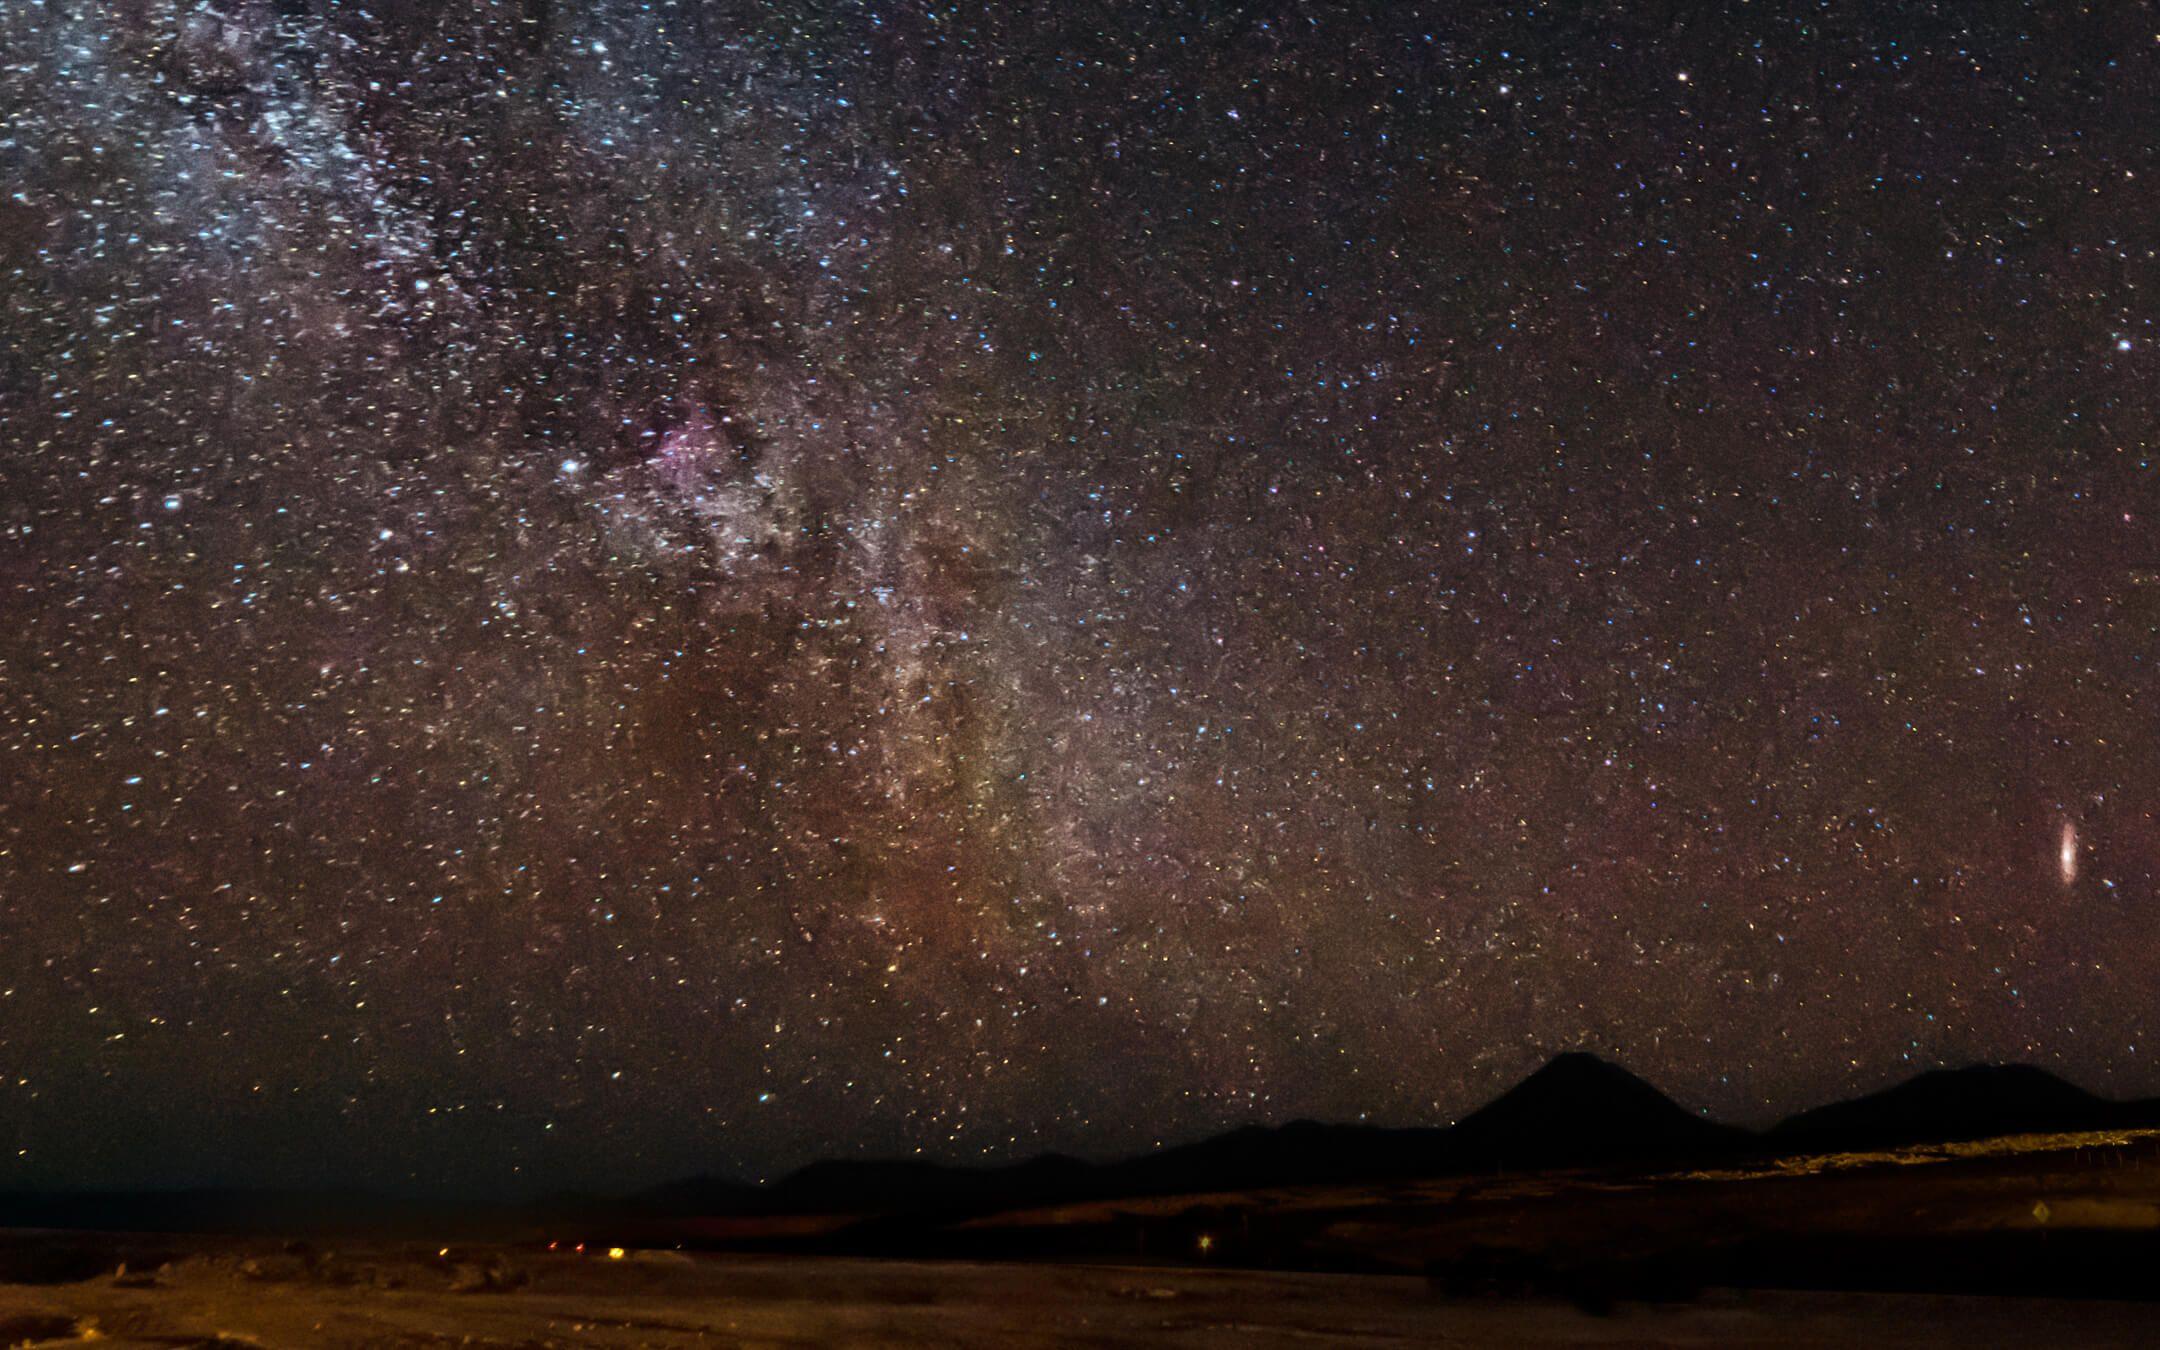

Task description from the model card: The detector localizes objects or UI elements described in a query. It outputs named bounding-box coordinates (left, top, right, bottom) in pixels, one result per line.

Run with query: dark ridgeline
left=1768, top=1064, right=2160, bottom=1151
left=640, top=1053, right=1746, bottom=1221
left=639, top=1153, right=1099, bottom=1223
left=12, top=1055, right=2160, bottom=1234
left=0, top=1189, right=460, bottom=1236
left=643, top=1054, right=2160, bottom=1223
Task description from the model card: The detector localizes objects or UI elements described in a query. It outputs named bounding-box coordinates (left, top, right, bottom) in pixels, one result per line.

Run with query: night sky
left=4, top=1, right=2159, bottom=1195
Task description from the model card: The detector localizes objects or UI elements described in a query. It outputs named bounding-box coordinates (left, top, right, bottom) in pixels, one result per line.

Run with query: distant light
left=163, top=495, right=182, bottom=511
left=2059, top=819, right=2079, bottom=886
left=2118, top=338, right=2134, bottom=352
left=559, top=458, right=582, bottom=475
left=607, top=1247, right=627, bottom=1260
left=1676, top=71, right=1691, bottom=83
left=438, top=1247, right=450, bottom=1258
left=1196, top=1234, right=1215, bottom=1254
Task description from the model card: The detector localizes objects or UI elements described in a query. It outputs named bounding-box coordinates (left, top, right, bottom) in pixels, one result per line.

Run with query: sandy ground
left=3, top=1243, right=2159, bottom=1348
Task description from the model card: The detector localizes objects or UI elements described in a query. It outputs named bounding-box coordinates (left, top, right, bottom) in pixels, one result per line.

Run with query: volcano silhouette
left=1442, top=1052, right=1748, bottom=1169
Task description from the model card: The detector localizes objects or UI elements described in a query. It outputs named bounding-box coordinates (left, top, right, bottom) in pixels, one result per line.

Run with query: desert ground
left=4, top=1238, right=2160, bottom=1348
left=7, top=1129, right=2160, bottom=1345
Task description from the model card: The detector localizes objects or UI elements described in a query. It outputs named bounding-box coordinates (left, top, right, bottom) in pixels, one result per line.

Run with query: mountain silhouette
left=18, top=1056, right=2160, bottom=1235
left=1768, top=1064, right=2156, bottom=1150
left=635, top=1053, right=1749, bottom=1218
left=638, top=1153, right=1098, bottom=1219
left=1443, top=1052, right=1749, bottom=1168
left=1107, top=1119, right=1454, bottom=1196
left=774, top=1153, right=1096, bottom=1216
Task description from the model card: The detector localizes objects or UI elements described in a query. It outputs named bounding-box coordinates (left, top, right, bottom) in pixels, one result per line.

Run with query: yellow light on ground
left=607, top=1246, right=627, bottom=1260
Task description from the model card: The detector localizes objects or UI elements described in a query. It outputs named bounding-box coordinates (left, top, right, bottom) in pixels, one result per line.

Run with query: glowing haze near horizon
left=3, top=1, right=2158, bottom=1193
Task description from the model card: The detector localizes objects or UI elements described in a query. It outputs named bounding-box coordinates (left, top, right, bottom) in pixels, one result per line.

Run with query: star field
left=3, top=0, right=2158, bottom=1194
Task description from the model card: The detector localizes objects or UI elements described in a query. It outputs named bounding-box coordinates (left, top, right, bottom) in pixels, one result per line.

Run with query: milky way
left=4, top=1, right=2158, bottom=1193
